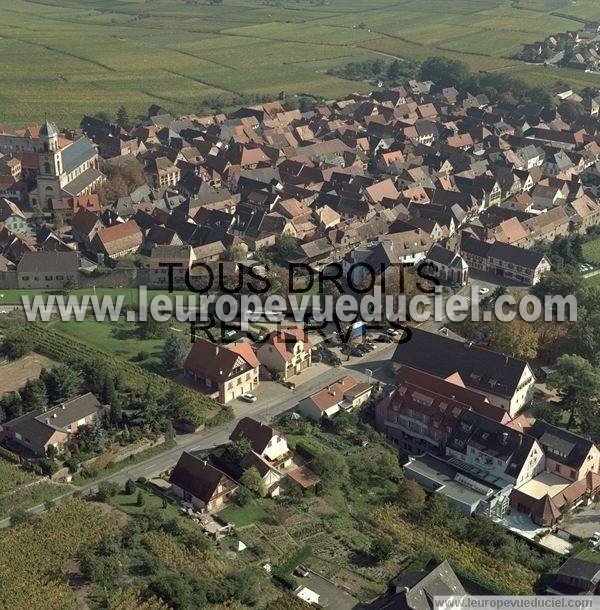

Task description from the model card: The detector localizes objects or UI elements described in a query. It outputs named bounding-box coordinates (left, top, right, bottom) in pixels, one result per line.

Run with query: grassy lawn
left=0, top=287, right=193, bottom=306
left=583, top=238, right=600, bottom=266
left=51, top=317, right=166, bottom=366
left=0, top=0, right=597, bottom=126
left=219, top=501, right=268, bottom=527
left=575, top=547, right=600, bottom=564
left=110, top=485, right=181, bottom=519
left=584, top=274, right=600, bottom=287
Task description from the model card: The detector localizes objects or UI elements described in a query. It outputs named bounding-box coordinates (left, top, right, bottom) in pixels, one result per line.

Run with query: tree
left=162, top=331, right=189, bottom=370
left=489, top=318, right=538, bottom=361
left=228, top=437, right=253, bottom=461
left=236, top=485, right=254, bottom=506
left=21, top=378, right=47, bottom=412
left=125, top=479, right=136, bottom=495
left=548, top=354, right=600, bottom=429
left=225, top=243, right=248, bottom=262
left=419, top=56, right=470, bottom=89
left=240, top=467, right=266, bottom=497
left=137, top=317, right=168, bottom=340
left=558, top=99, right=584, bottom=123
left=273, top=234, right=298, bottom=261
left=2, top=330, right=33, bottom=361
left=398, top=478, right=426, bottom=512
left=42, top=364, right=80, bottom=403
left=136, top=490, right=145, bottom=507
left=370, top=536, right=394, bottom=561
left=387, top=59, right=402, bottom=81
left=116, top=105, right=130, bottom=129
left=311, top=449, right=348, bottom=488
left=376, top=450, right=402, bottom=482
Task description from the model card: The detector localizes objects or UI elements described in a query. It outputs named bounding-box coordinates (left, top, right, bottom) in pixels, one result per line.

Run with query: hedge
left=0, top=446, right=21, bottom=464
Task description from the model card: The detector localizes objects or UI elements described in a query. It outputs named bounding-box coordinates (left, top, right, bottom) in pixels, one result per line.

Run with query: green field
left=0, top=0, right=598, bottom=127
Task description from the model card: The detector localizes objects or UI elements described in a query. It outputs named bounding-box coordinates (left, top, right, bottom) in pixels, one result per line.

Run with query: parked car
left=478, top=287, right=490, bottom=295
left=240, top=393, right=257, bottom=403
left=376, top=334, right=393, bottom=343
left=589, top=532, right=600, bottom=548
left=283, top=381, right=296, bottom=390
left=356, top=344, right=370, bottom=353
left=351, top=347, right=365, bottom=357
left=386, top=328, right=400, bottom=337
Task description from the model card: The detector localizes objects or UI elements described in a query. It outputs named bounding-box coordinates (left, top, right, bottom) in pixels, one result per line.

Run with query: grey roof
left=392, top=328, right=531, bottom=400
left=61, top=137, right=97, bottom=174
left=35, top=393, right=102, bottom=430
left=530, top=420, right=595, bottom=470
left=487, top=240, right=546, bottom=270
left=40, top=120, right=57, bottom=139
left=17, top=250, right=79, bottom=274
left=426, top=244, right=466, bottom=269
left=404, top=453, right=496, bottom=510
left=556, top=558, right=600, bottom=583
left=3, top=393, right=103, bottom=449
left=62, top=167, right=103, bottom=197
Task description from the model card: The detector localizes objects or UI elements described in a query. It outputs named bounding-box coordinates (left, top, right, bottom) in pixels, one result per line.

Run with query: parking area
left=562, top=502, right=600, bottom=539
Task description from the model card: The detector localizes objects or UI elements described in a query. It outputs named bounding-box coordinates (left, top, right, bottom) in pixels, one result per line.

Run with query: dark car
left=376, top=334, right=392, bottom=343
left=351, top=347, right=365, bottom=357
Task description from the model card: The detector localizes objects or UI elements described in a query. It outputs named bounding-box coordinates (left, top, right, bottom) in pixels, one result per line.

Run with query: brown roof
left=306, top=376, right=361, bottom=412
left=184, top=338, right=258, bottom=383
left=95, top=220, right=142, bottom=256
left=287, top=465, right=320, bottom=488
left=229, top=417, right=277, bottom=454
left=262, top=328, right=311, bottom=363
left=170, top=452, right=235, bottom=503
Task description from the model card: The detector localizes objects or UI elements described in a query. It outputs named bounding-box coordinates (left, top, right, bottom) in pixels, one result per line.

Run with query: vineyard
left=0, top=459, right=35, bottom=494
left=0, top=499, right=118, bottom=610
left=371, top=506, right=537, bottom=594
left=13, top=323, right=219, bottom=424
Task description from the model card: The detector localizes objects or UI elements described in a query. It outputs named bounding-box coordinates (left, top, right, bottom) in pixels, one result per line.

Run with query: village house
left=230, top=417, right=292, bottom=470
left=91, top=220, right=143, bottom=262
left=256, top=328, right=312, bottom=380
left=510, top=422, right=600, bottom=526
left=184, top=338, right=260, bottom=404
left=170, top=452, right=238, bottom=512
left=460, top=236, right=551, bottom=285
left=2, top=393, right=105, bottom=457
left=376, top=366, right=511, bottom=455
left=391, top=328, right=536, bottom=417
left=297, top=375, right=372, bottom=420
left=149, top=244, right=195, bottom=287
left=17, top=250, right=79, bottom=289
left=0, top=198, right=27, bottom=237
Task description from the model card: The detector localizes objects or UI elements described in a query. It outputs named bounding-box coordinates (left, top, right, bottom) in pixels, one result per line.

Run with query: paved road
left=0, top=341, right=397, bottom=529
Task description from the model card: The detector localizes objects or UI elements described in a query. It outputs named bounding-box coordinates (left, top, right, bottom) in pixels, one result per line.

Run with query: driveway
left=562, top=502, right=600, bottom=539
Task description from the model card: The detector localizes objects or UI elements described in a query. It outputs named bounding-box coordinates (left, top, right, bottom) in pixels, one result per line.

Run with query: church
left=28, top=120, right=104, bottom=210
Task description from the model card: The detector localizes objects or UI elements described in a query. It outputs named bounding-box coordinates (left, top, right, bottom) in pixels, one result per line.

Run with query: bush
left=65, top=457, right=79, bottom=473
left=125, top=479, right=136, bottom=495
left=38, top=458, right=59, bottom=476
